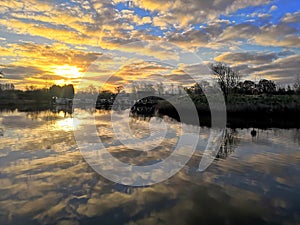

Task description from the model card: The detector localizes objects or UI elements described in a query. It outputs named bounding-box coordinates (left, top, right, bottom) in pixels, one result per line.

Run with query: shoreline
left=1, top=94, right=300, bottom=129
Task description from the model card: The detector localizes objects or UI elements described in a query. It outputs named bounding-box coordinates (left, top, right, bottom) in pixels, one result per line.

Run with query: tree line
left=0, top=84, right=74, bottom=103
left=186, top=62, right=300, bottom=101
left=1, top=62, right=300, bottom=104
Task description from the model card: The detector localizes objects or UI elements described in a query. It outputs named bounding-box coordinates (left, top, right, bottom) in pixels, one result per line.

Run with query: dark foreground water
left=0, top=109, right=300, bottom=225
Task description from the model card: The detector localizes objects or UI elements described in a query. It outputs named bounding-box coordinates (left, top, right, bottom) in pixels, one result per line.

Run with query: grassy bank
left=156, top=94, right=300, bottom=128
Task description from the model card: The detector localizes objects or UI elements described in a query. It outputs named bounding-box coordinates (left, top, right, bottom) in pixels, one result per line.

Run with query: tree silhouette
left=62, top=84, right=74, bottom=98
left=258, top=79, right=276, bottom=94
left=210, top=62, right=240, bottom=100
left=49, top=84, right=74, bottom=98
left=294, top=75, right=300, bottom=94
left=242, top=80, right=256, bottom=94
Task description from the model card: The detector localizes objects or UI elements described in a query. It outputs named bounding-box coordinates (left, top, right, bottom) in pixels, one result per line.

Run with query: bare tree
left=210, top=62, right=241, bottom=100
left=86, top=84, right=98, bottom=95
left=156, top=82, right=164, bottom=95
left=294, top=75, right=300, bottom=94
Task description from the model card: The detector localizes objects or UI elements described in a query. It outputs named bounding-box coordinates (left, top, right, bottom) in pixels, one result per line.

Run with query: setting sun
left=53, top=65, right=82, bottom=79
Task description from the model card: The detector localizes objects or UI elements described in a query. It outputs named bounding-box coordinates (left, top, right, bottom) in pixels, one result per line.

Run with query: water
left=0, top=109, right=300, bottom=225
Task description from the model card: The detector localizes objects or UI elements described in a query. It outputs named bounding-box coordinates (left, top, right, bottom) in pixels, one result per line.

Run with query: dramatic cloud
left=165, top=29, right=210, bottom=49
left=216, top=53, right=300, bottom=83
left=216, top=22, right=300, bottom=48
left=0, top=0, right=299, bottom=88
left=133, top=0, right=271, bottom=27
left=281, top=12, right=300, bottom=24
left=2, top=65, right=45, bottom=80
left=269, top=5, right=278, bottom=12
left=215, top=52, right=278, bottom=65
left=254, top=24, right=300, bottom=48
left=217, top=24, right=260, bottom=43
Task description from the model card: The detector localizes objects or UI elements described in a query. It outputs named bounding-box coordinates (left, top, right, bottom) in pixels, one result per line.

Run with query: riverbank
left=0, top=99, right=51, bottom=112
left=1, top=94, right=300, bottom=128
left=155, top=94, right=300, bottom=128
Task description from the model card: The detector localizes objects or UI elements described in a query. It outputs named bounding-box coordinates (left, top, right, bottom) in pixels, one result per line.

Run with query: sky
left=0, top=0, right=299, bottom=90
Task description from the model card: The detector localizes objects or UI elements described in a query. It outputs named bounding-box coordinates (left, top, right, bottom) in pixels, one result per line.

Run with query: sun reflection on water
left=55, top=117, right=81, bottom=132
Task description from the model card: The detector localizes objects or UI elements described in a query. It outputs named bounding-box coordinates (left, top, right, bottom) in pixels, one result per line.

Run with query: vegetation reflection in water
left=0, top=109, right=300, bottom=225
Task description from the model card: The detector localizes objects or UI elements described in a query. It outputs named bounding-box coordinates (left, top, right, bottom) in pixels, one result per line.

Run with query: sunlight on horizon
left=53, top=65, right=82, bottom=79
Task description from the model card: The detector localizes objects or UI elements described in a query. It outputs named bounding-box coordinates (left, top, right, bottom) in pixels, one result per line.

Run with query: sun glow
left=53, top=65, right=82, bottom=79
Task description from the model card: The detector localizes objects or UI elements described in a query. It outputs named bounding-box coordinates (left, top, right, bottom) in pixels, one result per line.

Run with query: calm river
left=0, top=109, right=299, bottom=225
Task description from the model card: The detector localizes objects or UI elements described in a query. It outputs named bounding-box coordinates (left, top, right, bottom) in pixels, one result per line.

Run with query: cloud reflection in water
left=0, top=109, right=299, bottom=225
